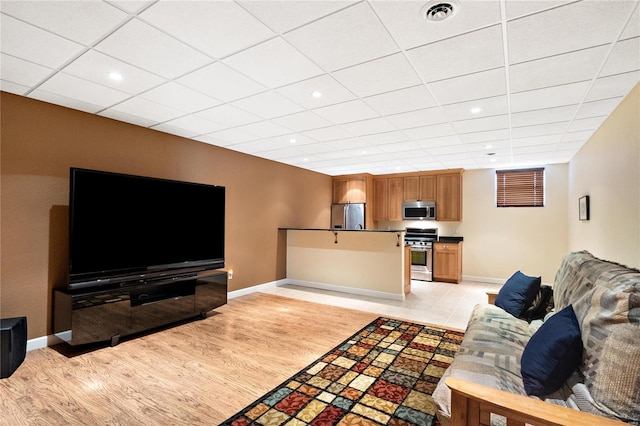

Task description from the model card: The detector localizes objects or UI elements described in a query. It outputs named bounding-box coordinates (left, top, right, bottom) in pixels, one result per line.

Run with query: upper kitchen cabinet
left=332, top=175, right=368, bottom=204
left=372, top=177, right=403, bottom=222
left=436, top=171, right=463, bottom=221
left=404, top=175, right=436, bottom=202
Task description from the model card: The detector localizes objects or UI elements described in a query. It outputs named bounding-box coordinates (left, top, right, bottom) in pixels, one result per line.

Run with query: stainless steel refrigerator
left=331, top=203, right=365, bottom=230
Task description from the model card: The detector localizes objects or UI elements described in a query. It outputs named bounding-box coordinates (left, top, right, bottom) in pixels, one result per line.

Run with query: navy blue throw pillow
left=494, top=271, right=541, bottom=317
left=521, top=305, right=583, bottom=396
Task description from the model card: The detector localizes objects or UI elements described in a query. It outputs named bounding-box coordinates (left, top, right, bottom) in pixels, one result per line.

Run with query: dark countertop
left=279, top=228, right=406, bottom=233
left=438, top=236, right=464, bottom=242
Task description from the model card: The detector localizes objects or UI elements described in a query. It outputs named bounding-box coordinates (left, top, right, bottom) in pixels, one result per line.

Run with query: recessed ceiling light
left=484, top=144, right=492, bottom=149
left=311, top=91, right=322, bottom=98
left=470, top=107, right=482, bottom=114
left=303, top=158, right=309, bottom=162
left=289, top=138, right=296, bottom=144
left=421, top=0, right=460, bottom=22
left=108, top=72, right=122, bottom=81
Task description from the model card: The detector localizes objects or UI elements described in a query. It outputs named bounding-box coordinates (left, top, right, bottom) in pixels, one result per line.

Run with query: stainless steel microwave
left=403, top=201, right=436, bottom=220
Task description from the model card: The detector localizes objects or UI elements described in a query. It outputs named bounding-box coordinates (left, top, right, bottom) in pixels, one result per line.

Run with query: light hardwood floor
left=1, top=293, right=382, bottom=425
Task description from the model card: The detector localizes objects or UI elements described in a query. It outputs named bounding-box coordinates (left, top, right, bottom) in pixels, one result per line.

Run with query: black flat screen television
left=68, top=168, right=225, bottom=290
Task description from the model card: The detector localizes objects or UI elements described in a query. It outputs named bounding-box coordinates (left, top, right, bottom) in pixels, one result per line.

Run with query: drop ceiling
left=1, top=0, right=639, bottom=176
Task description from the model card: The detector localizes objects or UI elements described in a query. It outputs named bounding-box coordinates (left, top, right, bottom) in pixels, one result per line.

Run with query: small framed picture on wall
left=579, top=195, right=590, bottom=220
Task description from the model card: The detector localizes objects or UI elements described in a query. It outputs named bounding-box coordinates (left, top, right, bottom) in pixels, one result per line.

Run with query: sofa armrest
left=486, top=290, right=498, bottom=305
left=446, top=377, right=626, bottom=426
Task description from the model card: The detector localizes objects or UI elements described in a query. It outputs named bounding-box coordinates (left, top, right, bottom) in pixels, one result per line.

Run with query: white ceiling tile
left=284, top=2, right=398, bottom=71
left=234, top=121, right=291, bottom=139
left=95, top=19, right=211, bottom=79
left=108, top=96, right=185, bottom=123
left=229, top=138, right=289, bottom=154
left=158, top=115, right=225, bottom=136
left=562, top=130, right=595, bottom=142
left=141, top=82, right=221, bottom=113
left=510, top=45, right=609, bottom=93
left=407, top=25, right=504, bottom=82
left=151, top=122, right=199, bottom=139
left=238, top=1, right=355, bottom=34
left=324, top=138, right=371, bottom=150
left=1, top=1, right=128, bottom=45
left=195, top=104, right=260, bottom=127
left=140, top=2, right=273, bottom=59
left=106, top=1, right=154, bottom=14
left=511, top=105, right=578, bottom=127
left=1, top=80, right=30, bottom=95
left=192, top=133, right=235, bottom=147
left=223, top=37, right=323, bottom=88
left=177, top=62, right=266, bottom=102
left=504, top=1, right=574, bottom=20
left=386, top=107, right=447, bottom=130
left=98, top=107, right=157, bottom=127
left=585, top=71, right=640, bottom=101
left=511, top=81, right=590, bottom=113
left=313, top=100, right=378, bottom=124
left=512, top=144, right=556, bottom=155
left=427, top=143, right=468, bottom=156
left=206, top=127, right=258, bottom=145
left=232, top=91, right=304, bottom=119
left=272, top=110, right=333, bottom=132
left=459, top=129, right=510, bottom=144
left=600, top=37, right=640, bottom=77
left=1, top=53, right=52, bottom=87
left=404, top=123, right=457, bottom=140
left=375, top=141, right=424, bottom=153
left=332, top=53, right=421, bottom=98
left=275, top=74, right=355, bottom=109
left=452, top=115, right=509, bottom=134
left=507, top=1, right=637, bottom=63
left=63, top=49, right=167, bottom=94
left=30, top=89, right=105, bottom=114
left=273, top=133, right=319, bottom=146
left=441, top=96, right=508, bottom=121
left=620, top=4, right=640, bottom=39
left=465, top=140, right=512, bottom=152
left=340, top=117, right=396, bottom=136
left=302, top=126, right=353, bottom=142
left=427, top=67, right=507, bottom=105
left=373, top=1, right=503, bottom=49
left=568, top=116, right=607, bottom=133
left=361, top=131, right=410, bottom=146
left=512, top=134, right=562, bottom=146
left=364, top=85, right=437, bottom=115
left=389, top=149, right=432, bottom=161
left=511, top=122, right=569, bottom=139
left=1, top=14, right=85, bottom=68
left=38, top=72, right=130, bottom=108
left=575, top=97, right=624, bottom=120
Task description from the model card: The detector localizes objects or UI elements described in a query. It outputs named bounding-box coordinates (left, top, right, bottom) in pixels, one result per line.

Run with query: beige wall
left=1, top=93, right=332, bottom=339
left=568, top=83, right=640, bottom=268
left=457, top=165, right=569, bottom=285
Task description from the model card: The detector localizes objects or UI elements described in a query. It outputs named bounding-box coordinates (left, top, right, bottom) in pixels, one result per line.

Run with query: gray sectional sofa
left=433, top=251, right=640, bottom=425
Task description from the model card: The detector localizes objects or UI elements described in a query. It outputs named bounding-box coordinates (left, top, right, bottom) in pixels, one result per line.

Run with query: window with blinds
left=496, top=168, right=545, bottom=207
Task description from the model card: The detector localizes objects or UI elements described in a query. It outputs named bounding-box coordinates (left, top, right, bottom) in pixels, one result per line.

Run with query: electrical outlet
left=228, top=269, right=233, bottom=280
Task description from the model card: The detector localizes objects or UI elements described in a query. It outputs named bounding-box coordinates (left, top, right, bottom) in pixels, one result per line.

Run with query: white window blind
left=496, top=168, right=545, bottom=207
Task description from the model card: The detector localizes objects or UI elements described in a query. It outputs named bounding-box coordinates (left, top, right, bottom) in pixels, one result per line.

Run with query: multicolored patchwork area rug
left=221, top=317, right=464, bottom=426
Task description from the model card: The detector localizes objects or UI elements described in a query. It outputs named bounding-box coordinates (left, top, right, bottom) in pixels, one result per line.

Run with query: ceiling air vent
left=422, top=1, right=459, bottom=22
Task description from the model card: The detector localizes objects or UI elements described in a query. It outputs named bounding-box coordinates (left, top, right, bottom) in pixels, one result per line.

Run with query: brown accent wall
left=1, top=93, right=332, bottom=339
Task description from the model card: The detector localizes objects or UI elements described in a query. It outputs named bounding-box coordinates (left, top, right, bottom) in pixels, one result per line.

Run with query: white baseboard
left=280, top=279, right=404, bottom=302
left=462, top=275, right=552, bottom=287
left=227, top=279, right=282, bottom=299
left=26, top=334, right=64, bottom=352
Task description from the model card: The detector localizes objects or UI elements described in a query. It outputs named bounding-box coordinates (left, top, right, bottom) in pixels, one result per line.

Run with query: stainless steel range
left=405, top=228, right=438, bottom=282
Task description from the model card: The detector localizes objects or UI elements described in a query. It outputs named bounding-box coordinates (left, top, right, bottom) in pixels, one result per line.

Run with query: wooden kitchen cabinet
left=372, top=177, right=403, bottom=221
left=404, top=175, right=436, bottom=201
left=404, top=245, right=411, bottom=294
left=433, top=242, right=462, bottom=283
left=436, top=172, right=462, bottom=221
left=333, top=176, right=367, bottom=204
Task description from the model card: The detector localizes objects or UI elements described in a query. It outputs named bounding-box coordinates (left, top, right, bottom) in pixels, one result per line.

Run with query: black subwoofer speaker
left=1, top=317, right=27, bottom=379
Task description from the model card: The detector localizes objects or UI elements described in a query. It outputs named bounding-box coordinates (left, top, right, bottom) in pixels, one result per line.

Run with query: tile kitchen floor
left=261, top=280, right=502, bottom=331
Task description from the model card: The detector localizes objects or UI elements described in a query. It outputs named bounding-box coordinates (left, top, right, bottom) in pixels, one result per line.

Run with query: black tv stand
left=53, top=270, right=227, bottom=346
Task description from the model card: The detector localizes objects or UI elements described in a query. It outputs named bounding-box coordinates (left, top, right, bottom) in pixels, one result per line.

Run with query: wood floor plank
left=0, top=293, right=380, bottom=425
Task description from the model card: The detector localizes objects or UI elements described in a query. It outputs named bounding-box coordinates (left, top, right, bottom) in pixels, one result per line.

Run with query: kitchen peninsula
left=280, top=228, right=408, bottom=301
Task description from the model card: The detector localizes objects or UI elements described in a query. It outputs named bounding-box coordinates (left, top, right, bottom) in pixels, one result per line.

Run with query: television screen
left=69, top=168, right=225, bottom=289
